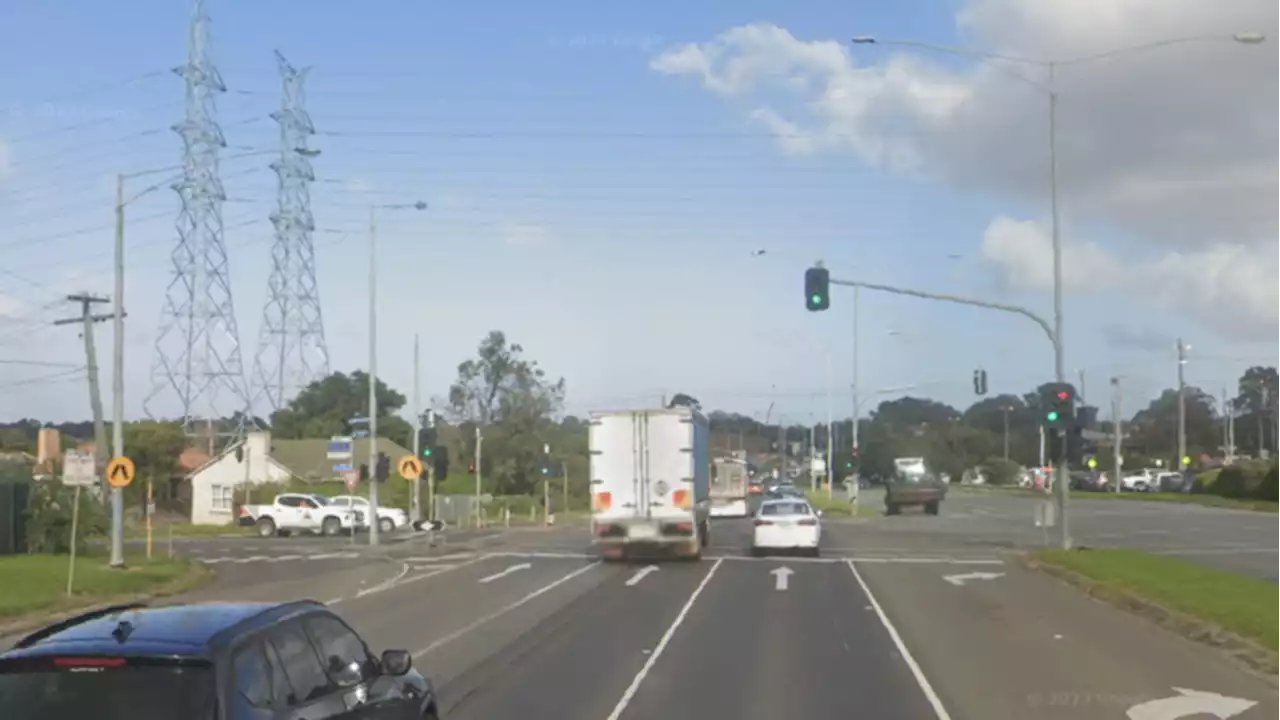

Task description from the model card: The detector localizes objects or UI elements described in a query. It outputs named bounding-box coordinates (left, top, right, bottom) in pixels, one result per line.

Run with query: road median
left=1023, top=547, right=1278, bottom=676
left=0, top=553, right=213, bottom=640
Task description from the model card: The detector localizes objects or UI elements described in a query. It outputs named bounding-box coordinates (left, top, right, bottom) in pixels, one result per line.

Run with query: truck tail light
left=593, top=492, right=612, bottom=512
left=672, top=489, right=691, bottom=509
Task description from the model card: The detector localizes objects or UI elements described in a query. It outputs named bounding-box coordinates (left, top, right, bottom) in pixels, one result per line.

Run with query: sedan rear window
left=760, top=502, right=811, bottom=516
left=0, top=657, right=215, bottom=720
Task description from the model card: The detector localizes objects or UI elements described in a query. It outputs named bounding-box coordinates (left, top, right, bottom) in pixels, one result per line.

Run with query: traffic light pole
left=411, top=334, right=421, bottom=524
left=827, top=275, right=1072, bottom=549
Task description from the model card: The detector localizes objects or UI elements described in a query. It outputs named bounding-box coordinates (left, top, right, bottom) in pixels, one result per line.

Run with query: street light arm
left=1055, top=34, right=1264, bottom=67
left=850, top=36, right=1050, bottom=92
left=830, top=276, right=1056, bottom=344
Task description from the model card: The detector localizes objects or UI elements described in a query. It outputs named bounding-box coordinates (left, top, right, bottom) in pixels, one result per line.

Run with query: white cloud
left=0, top=293, right=27, bottom=319
left=981, top=215, right=1280, bottom=338
left=501, top=223, right=550, bottom=248
left=0, top=140, right=11, bottom=181
left=651, top=1, right=1279, bottom=338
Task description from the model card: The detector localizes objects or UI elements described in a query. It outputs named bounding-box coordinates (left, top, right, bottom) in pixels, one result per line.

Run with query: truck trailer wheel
left=885, top=503, right=901, bottom=516
left=925, top=501, right=940, bottom=516
left=699, top=522, right=710, bottom=548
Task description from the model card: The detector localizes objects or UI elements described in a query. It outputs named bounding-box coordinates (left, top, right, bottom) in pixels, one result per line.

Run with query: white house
left=188, top=430, right=292, bottom=525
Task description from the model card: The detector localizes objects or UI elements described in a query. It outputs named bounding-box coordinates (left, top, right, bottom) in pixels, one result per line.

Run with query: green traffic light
left=1046, top=411, right=1059, bottom=422
left=810, top=294, right=823, bottom=305
left=422, top=448, right=433, bottom=457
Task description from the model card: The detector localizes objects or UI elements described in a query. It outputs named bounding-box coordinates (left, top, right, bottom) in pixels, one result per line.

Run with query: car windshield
left=0, top=659, right=215, bottom=720
left=761, top=502, right=811, bottom=516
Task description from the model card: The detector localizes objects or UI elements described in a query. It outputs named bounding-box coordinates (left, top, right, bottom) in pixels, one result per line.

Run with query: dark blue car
left=0, top=600, right=439, bottom=720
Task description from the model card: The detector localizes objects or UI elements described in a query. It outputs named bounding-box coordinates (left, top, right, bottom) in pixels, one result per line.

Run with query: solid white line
left=411, top=561, right=601, bottom=657
left=846, top=560, right=952, bottom=720
left=604, top=558, right=723, bottom=720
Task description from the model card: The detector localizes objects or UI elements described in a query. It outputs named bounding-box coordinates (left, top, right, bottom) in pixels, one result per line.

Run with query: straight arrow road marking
left=771, top=566, right=793, bottom=591
left=943, top=571, right=1004, bottom=586
left=478, top=562, right=532, bottom=584
left=1126, top=687, right=1256, bottom=720
left=625, top=565, right=659, bottom=586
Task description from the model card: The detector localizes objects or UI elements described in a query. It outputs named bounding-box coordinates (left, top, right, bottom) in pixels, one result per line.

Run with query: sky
left=0, top=0, right=1276, bottom=429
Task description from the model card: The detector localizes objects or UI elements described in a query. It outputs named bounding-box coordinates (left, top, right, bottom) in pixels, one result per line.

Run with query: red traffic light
left=1056, top=391, right=1070, bottom=400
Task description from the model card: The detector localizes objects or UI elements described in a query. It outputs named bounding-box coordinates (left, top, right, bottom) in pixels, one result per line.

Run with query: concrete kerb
left=1018, top=552, right=1278, bottom=681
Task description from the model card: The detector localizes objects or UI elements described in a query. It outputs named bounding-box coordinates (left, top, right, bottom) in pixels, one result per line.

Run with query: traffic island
left=1023, top=548, right=1278, bottom=676
left=0, top=553, right=213, bottom=638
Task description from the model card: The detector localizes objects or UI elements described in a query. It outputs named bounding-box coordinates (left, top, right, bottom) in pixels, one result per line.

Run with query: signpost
left=62, top=450, right=97, bottom=596
left=328, top=435, right=354, bottom=477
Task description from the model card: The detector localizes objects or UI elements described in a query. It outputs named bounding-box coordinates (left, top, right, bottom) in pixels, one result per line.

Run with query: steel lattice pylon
left=249, top=51, right=329, bottom=414
left=144, top=0, right=252, bottom=440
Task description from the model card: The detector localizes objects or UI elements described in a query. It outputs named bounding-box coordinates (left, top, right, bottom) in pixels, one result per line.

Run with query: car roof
left=2, top=600, right=328, bottom=661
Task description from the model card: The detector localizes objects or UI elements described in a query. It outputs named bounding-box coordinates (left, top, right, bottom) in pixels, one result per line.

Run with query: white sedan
left=328, top=495, right=408, bottom=533
left=750, top=498, right=822, bottom=557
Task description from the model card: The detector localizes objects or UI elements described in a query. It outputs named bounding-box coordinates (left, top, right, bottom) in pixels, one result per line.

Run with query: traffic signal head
left=421, top=446, right=433, bottom=457
left=468, top=462, right=476, bottom=474
left=374, top=452, right=390, bottom=482
left=432, top=446, right=449, bottom=480
left=1041, top=383, right=1076, bottom=427
left=804, top=266, right=830, bottom=312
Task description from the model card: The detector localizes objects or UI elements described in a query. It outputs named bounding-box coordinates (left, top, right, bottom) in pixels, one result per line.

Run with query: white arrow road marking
left=1126, top=687, right=1257, bottom=720
left=478, top=562, right=532, bottom=584
left=942, top=571, right=1005, bottom=586
left=626, top=565, right=660, bottom=586
left=771, top=566, right=794, bottom=591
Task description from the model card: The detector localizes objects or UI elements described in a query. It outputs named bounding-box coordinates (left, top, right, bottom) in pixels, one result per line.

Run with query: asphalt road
left=311, top=519, right=1276, bottom=720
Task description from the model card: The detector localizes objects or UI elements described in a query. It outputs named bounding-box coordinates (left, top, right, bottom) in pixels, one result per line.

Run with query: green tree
left=447, top=331, right=566, bottom=495
left=122, top=420, right=187, bottom=504
left=270, top=371, right=412, bottom=447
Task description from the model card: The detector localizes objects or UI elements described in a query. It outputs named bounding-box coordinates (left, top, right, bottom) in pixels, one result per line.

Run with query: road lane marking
left=605, top=558, right=723, bottom=720
left=846, top=560, right=952, bottom=720
left=411, top=561, right=601, bottom=657
left=942, top=571, right=1004, bottom=586
left=355, top=561, right=412, bottom=598
left=770, top=566, right=793, bottom=591
left=478, top=562, right=532, bottom=584
left=625, top=565, right=660, bottom=586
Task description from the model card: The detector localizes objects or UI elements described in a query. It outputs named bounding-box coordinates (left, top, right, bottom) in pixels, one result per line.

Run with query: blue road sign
left=332, top=463, right=353, bottom=472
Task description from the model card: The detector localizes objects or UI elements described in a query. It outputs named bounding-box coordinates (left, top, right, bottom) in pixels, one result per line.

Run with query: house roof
left=271, top=437, right=413, bottom=483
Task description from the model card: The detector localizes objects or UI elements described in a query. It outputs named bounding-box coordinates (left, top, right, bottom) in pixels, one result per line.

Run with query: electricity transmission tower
left=250, top=50, right=329, bottom=414
left=145, top=0, right=252, bottom=446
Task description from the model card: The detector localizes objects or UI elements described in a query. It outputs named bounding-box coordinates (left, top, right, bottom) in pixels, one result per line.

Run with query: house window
left=211, top=484, right=234, bottom=513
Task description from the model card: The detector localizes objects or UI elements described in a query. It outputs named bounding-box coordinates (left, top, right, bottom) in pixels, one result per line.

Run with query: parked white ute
left=750, top=498, right=822, bottom=557
left=328, top=494, right=408, bottom=533
left=238, top=493, right=364, bottom=538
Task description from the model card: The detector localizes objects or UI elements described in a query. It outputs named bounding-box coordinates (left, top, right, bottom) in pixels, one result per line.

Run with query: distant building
left=36, top=428, right=60, bottom=466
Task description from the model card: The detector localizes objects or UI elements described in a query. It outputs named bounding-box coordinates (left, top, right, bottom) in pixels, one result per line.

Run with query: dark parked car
left=0, top=600, right=439, bottom=720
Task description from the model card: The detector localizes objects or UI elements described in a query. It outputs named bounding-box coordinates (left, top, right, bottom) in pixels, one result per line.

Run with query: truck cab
left=885, top=457, right=947, bottom=516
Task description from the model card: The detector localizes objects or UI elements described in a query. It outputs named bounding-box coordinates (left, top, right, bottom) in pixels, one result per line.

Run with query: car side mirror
left=380, top=649, right=412, bottom=676
left=815, top=510, right=823, bottom=517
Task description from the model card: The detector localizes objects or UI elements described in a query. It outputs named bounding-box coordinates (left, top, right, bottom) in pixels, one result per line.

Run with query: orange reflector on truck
left=593, top=491, right=612, bottom=512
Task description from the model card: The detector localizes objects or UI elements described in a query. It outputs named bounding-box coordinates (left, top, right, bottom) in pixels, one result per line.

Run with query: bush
left=24, top=481, right=108, bottom=554
left=1189, top=468, right=1221, bottom=494
left=979, top=457, right=1022, bottom=486
left=1194, top=461, right=1276, bottom=501
left=1257, top=465, right=1278, bottom=502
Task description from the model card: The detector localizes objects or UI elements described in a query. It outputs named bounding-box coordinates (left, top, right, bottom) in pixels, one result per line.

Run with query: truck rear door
left=643, top=410, right=696, bottom=522
left=590, top=412, right=646, bottom=522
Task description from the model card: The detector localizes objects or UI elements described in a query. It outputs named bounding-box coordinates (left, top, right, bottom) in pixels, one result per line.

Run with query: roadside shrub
left=24, top=480, right=108, bottom=554
left=1203, top=460, right=1275, bottom=500
left=979, top=457, right=1022, bottom=486
left=1256, top=465, right=1278, bottom=502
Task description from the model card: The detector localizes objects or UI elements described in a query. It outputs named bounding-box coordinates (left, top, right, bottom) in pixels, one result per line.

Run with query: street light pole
left=367, top=205, right=381, bottom=546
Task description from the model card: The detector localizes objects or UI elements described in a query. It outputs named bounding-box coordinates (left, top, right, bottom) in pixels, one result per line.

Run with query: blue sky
left=1, top=0, right=1274, bottom=426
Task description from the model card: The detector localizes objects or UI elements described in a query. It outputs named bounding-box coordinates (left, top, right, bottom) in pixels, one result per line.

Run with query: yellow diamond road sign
left=106, top=456, right=136, bottom=488
left=398, top=455, right=423, bottom=479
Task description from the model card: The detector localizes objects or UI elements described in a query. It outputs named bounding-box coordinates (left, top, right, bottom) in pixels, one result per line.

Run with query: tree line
left=2, top=334, right=1275, bottom=501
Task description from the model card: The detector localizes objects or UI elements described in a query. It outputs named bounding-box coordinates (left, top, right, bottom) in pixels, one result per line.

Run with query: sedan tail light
left=753, top=519, right=772, bottom=526
left=797, top=518, right=818, bottom=526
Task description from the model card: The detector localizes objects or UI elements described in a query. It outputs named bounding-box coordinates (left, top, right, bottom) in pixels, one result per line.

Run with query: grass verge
left=125, top=521, right=252, bottom=539
left=1028, top=548, right=1278, bottom=673
left=805, top=492, right=882, bottom=518
left=0, top=552, right=214, bottom=628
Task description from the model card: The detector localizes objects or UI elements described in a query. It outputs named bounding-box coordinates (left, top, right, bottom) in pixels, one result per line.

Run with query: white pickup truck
left=589, top=407, right=711, bottom=561
left=238, top=493, right=364, bottom=537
